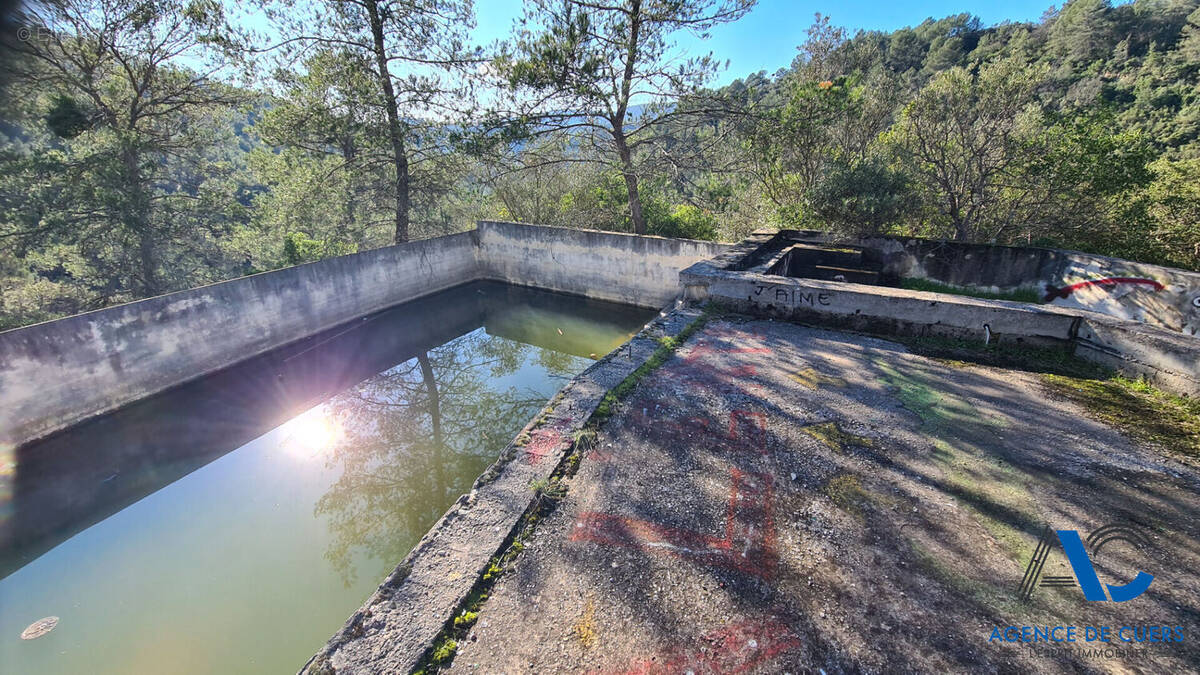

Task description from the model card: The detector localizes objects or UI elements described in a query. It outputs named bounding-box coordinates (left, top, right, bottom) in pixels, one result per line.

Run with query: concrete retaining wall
left=476, top=220, right=730, bottom=308
left=682, top=260, right=1200, bottom=397
left=1048, top=251, right=1200, bottom=337
left=750, top=231, right=1200, bottom=336
left=1, top=223, right=725, bottom=449
left=841, top=234, right=1200, bottom=336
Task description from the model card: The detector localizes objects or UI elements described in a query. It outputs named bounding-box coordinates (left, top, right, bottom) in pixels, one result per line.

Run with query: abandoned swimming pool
left=0, top=281, right=656, bottom=674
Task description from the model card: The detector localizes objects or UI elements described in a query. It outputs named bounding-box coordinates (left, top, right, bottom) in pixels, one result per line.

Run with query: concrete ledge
left=744, top=229, right=1200, bottom=335
left=682, top=261, right=1200, bottom=397
left=1076, top=317, right=1200, bottom=396
left=682, top=262, right=1080, bottom=343
left=300, top=308, right=702, bottom=674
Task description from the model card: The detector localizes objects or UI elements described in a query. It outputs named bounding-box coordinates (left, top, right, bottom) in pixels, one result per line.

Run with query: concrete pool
left=0, top=281, right=655, bottom=674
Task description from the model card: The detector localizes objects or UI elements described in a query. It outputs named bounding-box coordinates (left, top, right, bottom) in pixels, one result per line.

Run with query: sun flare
left=282, top=408, right=342, bottom=459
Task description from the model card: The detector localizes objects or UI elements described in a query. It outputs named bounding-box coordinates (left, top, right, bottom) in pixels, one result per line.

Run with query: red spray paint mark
left=1044, top=277, right=1164, bottom=301
left=728, top=410, right=767, bottom=455
left=681, top=326, right=771, bottom=366
left=523, top=428, right=563, bottom=465
left=697, top=325, right=771, bottom=347
left=588, top=445, right=616, bottom=463
left=683, top=345, right=769, bottom=366
left=601, top=618, right=802, bottom=675
left=628, top=399, right=712, bottom=442
left=643, top=324, right=775, bottom=397
left=570, top=469, right=776, bottom=580
left=658, top=361, right=763, bottom=397
left=627, top=406, right=766, bottom=456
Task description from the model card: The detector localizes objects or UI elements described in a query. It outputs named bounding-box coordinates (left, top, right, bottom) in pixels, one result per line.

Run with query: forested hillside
left=1, top=0, right=1198, bottom=330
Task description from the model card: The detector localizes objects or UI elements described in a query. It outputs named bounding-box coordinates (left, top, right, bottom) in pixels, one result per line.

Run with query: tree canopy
left=2, top=0, right=1199, bottom=329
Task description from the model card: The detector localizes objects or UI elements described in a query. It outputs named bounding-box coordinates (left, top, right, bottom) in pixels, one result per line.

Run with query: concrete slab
left=447, top=318, right=1200, bottom=673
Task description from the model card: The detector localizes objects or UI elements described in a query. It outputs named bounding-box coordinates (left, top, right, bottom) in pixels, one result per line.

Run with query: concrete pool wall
left=0, top=222, right=728, bottom=449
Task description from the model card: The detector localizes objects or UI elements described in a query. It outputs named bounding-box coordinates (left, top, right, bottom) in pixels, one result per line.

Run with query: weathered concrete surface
left=682, top=262, right=1200, bottom=397
left=477, top=220, right=730, bottom=309
left=684, top=263, right=1080, bottom=344
left=1075, top=315, right=1200, bottom=398
left=0, top=231, right=480, bottom=449
left=2, top=222, right=725, bottom=450
left=447, top=318, right=1200, bottom=673
left=301, top=309, right=701, bottom=675
left=753, top=229, right=1200, bottom=336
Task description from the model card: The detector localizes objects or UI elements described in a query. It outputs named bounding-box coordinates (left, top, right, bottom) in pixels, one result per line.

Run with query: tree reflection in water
left=315, top=328, right=577, bottom=586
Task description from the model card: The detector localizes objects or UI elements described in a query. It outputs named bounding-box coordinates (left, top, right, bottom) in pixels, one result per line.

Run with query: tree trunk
left=418, top=352, right=445, bottom=497
left=613, top=0, right=645, bottom=235
left=365, top=0, right=410, bottom=244
left=622, top=167, right=646, bottom=235
left=953, top=219, right=970, bottom=242
left=121, top=145, right=159, bottom=296
left=614, top=135, right=646, bottom=235
left=340, top=134, right=357, bottom=244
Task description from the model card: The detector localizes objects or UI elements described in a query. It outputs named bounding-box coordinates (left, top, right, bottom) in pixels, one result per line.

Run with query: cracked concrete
left=446, top=317, right=1200, bottom=674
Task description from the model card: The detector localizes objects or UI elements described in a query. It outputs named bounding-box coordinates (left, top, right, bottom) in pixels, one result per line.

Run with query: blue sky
left=473, top=0, right=1057, bottom=86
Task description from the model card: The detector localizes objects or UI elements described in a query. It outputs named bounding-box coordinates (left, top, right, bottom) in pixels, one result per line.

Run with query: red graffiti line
left=629, top=399, right=713, bottom=438
left=657, top=359, right=762, bottom=397
left=600, top=618, right=802, bottom=675
left=626, top=406, right=766, bottom=456
left=728, top=410, right=767, bottom=455
left=570, top=468, right=777, bottom=580
left=523, top=428, right=563, bottom=465
left=698, top=325, right=772, bottom=348
left=1044, top=277, right=1165, bottom=301
left=681, top=327, right=771, bottom=365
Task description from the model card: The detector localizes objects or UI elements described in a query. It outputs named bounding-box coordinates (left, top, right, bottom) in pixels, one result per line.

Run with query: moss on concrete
left=573, top=597, right=597, bottom=649
left=897, top=334, right=1200, bottom=459
left=875, top=358, right=1037, bottom=565
left=788, top=367, right=846, bottom=390
left=1043, top=373, right=1200, bottom=458
left=802, top=421, right=873, bottom=453
left=594, top=313, right=711, bottom=422
left=824, top=473, right=870, bottom=515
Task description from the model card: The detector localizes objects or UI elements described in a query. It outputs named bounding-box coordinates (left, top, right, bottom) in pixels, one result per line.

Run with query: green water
left=0, top=282, right=653, bottom=674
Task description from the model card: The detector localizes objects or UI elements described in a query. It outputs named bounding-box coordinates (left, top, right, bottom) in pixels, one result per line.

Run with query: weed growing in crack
left=529, top=477, right=568, bottom=501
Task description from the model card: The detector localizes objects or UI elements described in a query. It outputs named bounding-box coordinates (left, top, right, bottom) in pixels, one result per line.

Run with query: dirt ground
left=445, top=317, right=1200, bottom=674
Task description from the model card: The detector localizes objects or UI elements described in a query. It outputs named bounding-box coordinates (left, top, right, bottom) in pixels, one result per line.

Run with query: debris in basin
left=20, top=616, right=59, bottom=640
